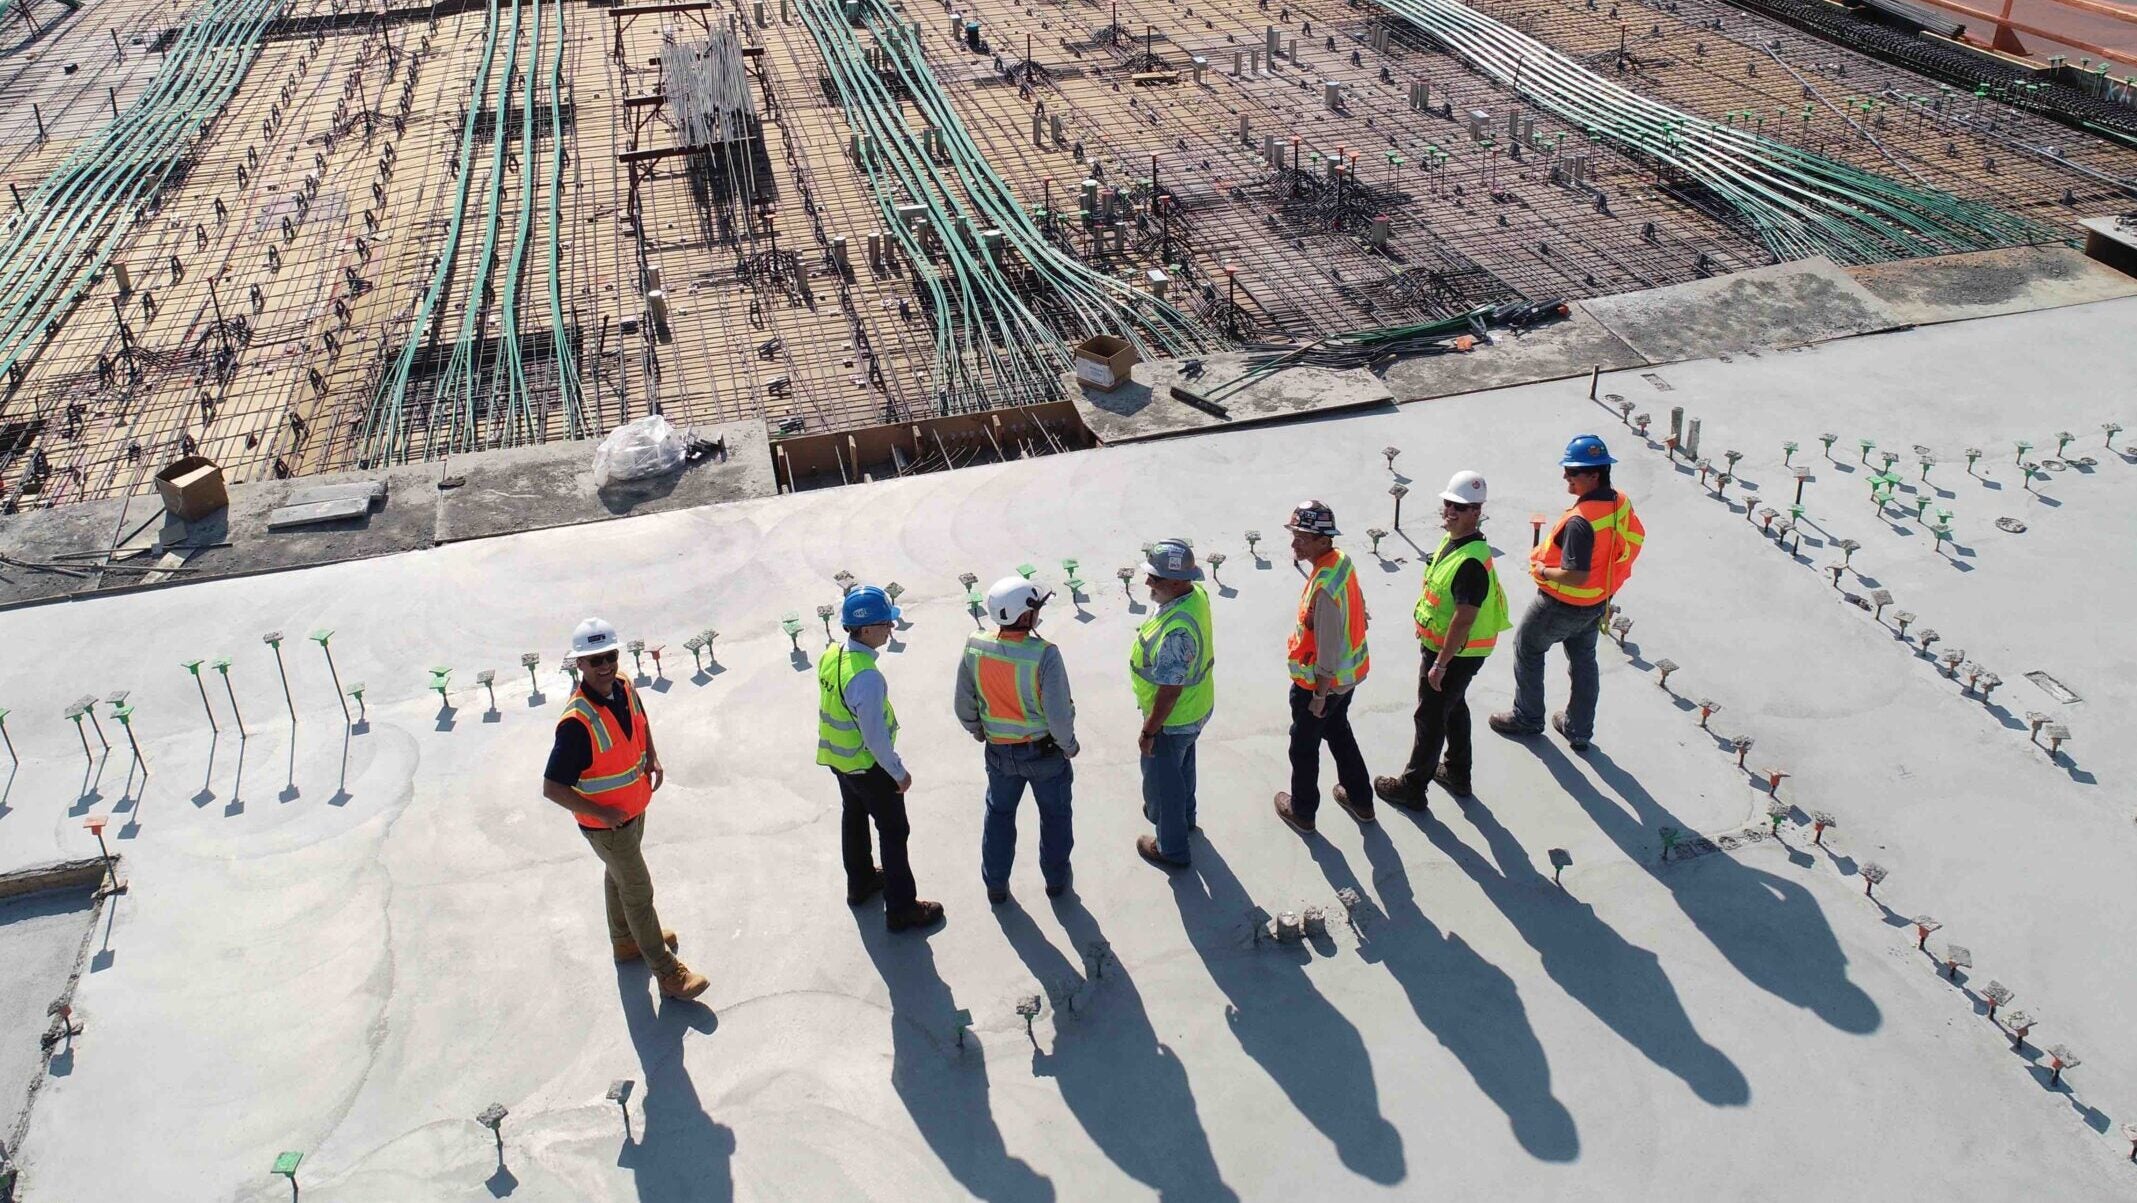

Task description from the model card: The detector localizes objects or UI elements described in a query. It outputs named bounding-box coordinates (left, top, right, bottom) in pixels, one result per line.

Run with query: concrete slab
left=0, top=300, right=2134, bottom=1200
left=0, top=884, right=96, bottom=1145
left=1379, top=305, right=1645, bottom=403
left=434, top=419, right=778, bottom=543
left=1070, top=353, right=1394, bottom=443
left=1580, top=257, right=1905, bottom=363
left=0, top=497, right=131, bottom=606
left=1846, top=245, right=2137, bottom=325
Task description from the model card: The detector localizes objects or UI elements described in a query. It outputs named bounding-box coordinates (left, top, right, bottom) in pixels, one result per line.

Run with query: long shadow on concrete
left=995, top=898, right=1236, bottom=1201
left=615, top=970, right=734, bottom=1201
left=858, top=915, right=1054, bottom=1202
left=1406, top=799, right=1750, bottom=1107
left=1565, top=745, right=1881, bottom=1035
left=1171, top=841, right=1406, bottom=1186
left=1306, top=828, right=1581, bottom=1161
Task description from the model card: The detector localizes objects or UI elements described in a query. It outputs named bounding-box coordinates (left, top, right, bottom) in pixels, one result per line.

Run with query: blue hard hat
left=1561, top=434, right=1616, bottom=468
left=840, top=585, right=900, bottom=628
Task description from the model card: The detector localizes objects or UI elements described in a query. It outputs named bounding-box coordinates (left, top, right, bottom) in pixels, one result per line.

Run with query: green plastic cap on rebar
left=271, top=1151, right=303, bottom=1178
left=182, top=659, right=204, bottom=675
left=309, top=629, right=333, bottom=645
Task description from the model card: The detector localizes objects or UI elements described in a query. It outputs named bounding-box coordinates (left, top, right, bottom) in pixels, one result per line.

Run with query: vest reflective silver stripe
left=577, top=755, right=647, bottom=793
left=564, top=699, right=614, bottom=753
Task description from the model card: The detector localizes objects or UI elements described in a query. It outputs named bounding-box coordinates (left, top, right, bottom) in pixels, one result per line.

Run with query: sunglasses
left=580, top=650, right=620, bottom=667
left=1441, top=500, right=1480, bottom=512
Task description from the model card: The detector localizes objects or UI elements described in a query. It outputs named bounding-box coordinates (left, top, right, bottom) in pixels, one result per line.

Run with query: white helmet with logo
left=568, top=617, right=622, bottom=660
left=1440, top=470, right=1488, bottom=506
left=984, top=576, right=1051, bottom=627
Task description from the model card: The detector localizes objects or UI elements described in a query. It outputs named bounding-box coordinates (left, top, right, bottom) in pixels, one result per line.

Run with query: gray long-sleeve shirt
left=953, top=632, right=1079, bottom=755
left=841, top=637, right=907, bottom=780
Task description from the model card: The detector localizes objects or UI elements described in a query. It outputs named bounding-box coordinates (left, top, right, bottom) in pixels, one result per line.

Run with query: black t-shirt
left=543, top=683, right=636, bottom=787
left=1555, top=487, right=1619, bottom=573
left=1435, top=533, right=1490, bottom=608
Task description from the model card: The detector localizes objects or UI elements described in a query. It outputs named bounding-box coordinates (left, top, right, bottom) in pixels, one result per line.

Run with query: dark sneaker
left=1274, top=792, right=1316, bottom=834
left=1432, top=763, right=1473, bottom=798
left=847, top=868, right=885, bottom=906
left=1489, top=711, right=1544, bottom=737
left=1333, top=785, right=1377, bottom=824
left=1551, top=711, right=1591, bottom=752
left=886, top=900, right=946, bottom=932
left=1373, top=774, right=1428, bottom=811
left=1136, top=834, right=1188, bottom=870
left=1045, top=871, right=1071, bottom=899
left=987, top=887, right=1009, bottom=905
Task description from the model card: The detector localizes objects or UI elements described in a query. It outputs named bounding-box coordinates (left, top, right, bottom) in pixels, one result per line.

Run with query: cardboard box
left=153, top=456, right=229, bottom=521
left=1072, top=334, right=1140, bottom=392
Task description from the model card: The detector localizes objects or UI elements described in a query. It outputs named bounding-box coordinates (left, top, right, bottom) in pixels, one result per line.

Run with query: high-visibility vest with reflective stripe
left=560, top=680, right=651, bottom=829
left=1531, top=493, right=1645, bottom=605
left=1130, top=584, right=1215, bottom=728
left=1414, top=535, right=1513, bottom=658
left=1286, top=549, right=1370, bottom=689
left=965, top=629, right=1053, bottom=744
left=817, top=646, right=898, bottom=772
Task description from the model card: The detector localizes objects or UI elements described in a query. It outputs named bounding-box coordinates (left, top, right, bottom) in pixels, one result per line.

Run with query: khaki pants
left=581, top=814, right=678, bottom=977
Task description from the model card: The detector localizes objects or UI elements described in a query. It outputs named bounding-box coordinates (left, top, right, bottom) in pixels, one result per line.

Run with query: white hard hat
left=984, top=576, right=1050, bottom=626
left=1440, top=470, right=1488, bottom=506
left=568, top=617, right=622, bottom=659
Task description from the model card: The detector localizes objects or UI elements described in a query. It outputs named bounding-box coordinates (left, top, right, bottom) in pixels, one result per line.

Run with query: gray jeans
left=1510, top=593, right=1605, bottom=741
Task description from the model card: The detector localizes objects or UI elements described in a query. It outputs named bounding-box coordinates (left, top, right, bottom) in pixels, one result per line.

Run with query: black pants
left=835, top=764, right=917, bottom=912
left=1398, top=653, right=1485, bottom=795
left=1288, top=684, right=1372, bottom=821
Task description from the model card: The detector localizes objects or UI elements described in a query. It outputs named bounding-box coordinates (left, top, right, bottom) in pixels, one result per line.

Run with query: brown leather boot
left=1332, top=785, right=1377, bottom=825
left=886, top=900, right=945, bottom=932
left=657, top=961, right=710, bottom=1000
left=613, top=929, right=679, bottom=963
left=1274, top=791, right=1316, bottom=834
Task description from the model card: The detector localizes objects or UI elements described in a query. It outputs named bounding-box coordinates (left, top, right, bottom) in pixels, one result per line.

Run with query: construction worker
left=955, top=576, right=1079, bottom=904
left=1374, top=471, right=1511, bottom=809
left=820, top=585, right=944, bottom=933
left=542, top=617, right=709, bottom=1001
left=1130, top=539, right=1214, bottom=870
left=1491, top=435, right=1645, bottom=752
left=1274, top=501, right=1374, bottom=834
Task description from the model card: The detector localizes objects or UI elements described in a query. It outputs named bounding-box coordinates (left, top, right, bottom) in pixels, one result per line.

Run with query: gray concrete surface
left=1847, top=244, right=2137, bottom=325
left=0, top=297, right=2133, bottom=1200
left=1580, top=257, right=1905, bottom=362
left=0, top=887, right=96, bottom=1146
left=1069, top=353, right=1394, bottom=442
left=435, top=419, right=778, bottom=543
left=1378, top=304, right=1646, bottom=403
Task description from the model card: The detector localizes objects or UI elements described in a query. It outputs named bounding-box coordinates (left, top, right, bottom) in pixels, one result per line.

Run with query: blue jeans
left=1140, top=730, right=1199, bottom=863
left=1510, top=593, right=1604, bottom=741
left=980, top=741, right=1074, bottom=891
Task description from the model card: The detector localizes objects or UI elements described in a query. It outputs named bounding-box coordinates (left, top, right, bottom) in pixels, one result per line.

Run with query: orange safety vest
left=965, top=629, right=1052, bottom=744
left=1286, top=548, right=1370, bottom=689
left=1531, top=492, right=1645, bottom=606
left=559, top=680, right=652, bottom=829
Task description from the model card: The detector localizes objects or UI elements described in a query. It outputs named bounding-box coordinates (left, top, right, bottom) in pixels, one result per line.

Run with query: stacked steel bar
left=663, top=32, right=755, bottom=148
left=1380, top=0, right=2061, bottom=263
left=0, top=0, right=285, bottom=426
left=796, top=0, right=1212, bottom=414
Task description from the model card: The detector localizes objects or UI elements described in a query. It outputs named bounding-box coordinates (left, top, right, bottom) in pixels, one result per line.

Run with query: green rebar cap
left=309, top=629, right=333, bottom=645
left=271, top=1151, right=303, bottom=1177
left=182, top=659, right=204, bottom=675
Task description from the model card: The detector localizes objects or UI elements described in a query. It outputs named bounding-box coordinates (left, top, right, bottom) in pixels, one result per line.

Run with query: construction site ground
left=0, top=290, right=2132, bottom=1199
left=2, top=0, right=2135, bottom=505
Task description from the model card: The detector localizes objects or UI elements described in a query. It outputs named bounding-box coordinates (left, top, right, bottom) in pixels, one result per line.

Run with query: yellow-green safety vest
left=817, top=645, right=898, bottom=772
left=1130, top=584, right=1215, bottom=728
left=1414, top=535, right=1512, bottom=658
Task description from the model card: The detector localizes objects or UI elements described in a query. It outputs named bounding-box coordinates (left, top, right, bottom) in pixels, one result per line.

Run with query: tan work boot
left=658, top=960, right=710, bottom=1001
left=613, top=928, right=679, bottom=963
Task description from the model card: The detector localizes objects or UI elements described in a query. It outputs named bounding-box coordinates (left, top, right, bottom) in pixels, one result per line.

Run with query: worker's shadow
left=1171, top=842, right=1405, bottom=1185
left=614, top=967, right=733, bottom=1201
left=856, top=913, right=1054, bottom=1202
left=995, top=899, right=1236, bottom=1200
left=1546, top=743, right=1881, bottom=1036
left=1305, top=828, right=1581, bottom=1161
left=1405, top=799, right=1748, bottom=1107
